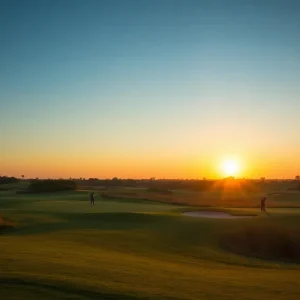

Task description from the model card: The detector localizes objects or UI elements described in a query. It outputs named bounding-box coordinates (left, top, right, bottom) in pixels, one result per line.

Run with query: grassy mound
left=220, top=225, right=300, bottom=262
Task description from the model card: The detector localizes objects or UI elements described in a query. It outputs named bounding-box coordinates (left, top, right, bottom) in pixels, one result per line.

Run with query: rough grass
left=1, top=188, right=300, bottom=299
left=220, top=224, right=300, bottom=262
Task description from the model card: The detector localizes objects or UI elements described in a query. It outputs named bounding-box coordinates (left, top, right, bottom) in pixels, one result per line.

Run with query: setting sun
left=221, top=159, right=240, bottom=177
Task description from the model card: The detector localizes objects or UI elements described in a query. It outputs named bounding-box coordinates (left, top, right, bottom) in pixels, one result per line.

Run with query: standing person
left=260, top=195, right=267, bottom=212
left=90, top=192, right=95, bottom=206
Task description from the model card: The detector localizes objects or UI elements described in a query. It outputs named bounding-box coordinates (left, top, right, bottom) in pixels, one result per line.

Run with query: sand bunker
left=183, top=211, right=256, bottom=219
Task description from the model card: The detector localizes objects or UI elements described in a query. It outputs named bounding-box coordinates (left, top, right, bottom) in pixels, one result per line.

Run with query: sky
left=1, top=0, right=300, bottom=179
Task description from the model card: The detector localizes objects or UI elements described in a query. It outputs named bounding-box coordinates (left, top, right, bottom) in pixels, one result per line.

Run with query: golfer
left=90, top=192, right=95, bottom=205
left=260, top=195, right=267, bottom=212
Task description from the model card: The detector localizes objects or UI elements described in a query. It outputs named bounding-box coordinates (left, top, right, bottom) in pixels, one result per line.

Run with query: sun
left=221, top=159, right=240, bottom=177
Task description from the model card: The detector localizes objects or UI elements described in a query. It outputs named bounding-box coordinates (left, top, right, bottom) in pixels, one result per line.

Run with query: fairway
left=1, top=189, right=300, bottom=300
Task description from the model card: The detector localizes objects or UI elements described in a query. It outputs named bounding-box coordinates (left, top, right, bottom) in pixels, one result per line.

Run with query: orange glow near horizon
left=1, top=151, right=299, bottom=180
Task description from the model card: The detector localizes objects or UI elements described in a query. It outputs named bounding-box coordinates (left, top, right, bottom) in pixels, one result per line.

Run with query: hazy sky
left=1, top=0, right=300, bottom=179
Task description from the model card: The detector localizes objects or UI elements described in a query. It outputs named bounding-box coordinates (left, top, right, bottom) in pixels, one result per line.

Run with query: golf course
left=2, top=0, right=300, bottom=299
left=1, top=182, right=300, bottom=300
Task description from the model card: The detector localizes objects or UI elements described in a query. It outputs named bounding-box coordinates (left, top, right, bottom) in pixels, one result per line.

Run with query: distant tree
left=111, top=177, right=122, bottom=186
left=260, top=177, right=265, bottom=183
left=21, top=175, right=25, bottom=179
left=295, top=175, right=300, bottom=181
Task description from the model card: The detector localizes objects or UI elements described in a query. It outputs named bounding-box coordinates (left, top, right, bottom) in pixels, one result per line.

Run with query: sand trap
left=183, top=211, right=256, bottom=219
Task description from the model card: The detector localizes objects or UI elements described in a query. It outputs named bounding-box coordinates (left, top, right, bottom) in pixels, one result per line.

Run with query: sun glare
left=221, top=159, right=240, bottom=177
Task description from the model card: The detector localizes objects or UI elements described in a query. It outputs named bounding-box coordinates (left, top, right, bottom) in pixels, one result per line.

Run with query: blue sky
left=1, top=0, right=300, bottom=178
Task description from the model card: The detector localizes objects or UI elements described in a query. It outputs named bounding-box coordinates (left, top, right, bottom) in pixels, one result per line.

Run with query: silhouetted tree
left=295, top=175, right=300, bottom=181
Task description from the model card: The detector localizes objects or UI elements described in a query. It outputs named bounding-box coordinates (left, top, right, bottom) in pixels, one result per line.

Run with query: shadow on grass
left=219, top=224, right=300, bottom=263
left=6, top=212, right=182, bottom=236
left=0, top=277, right=164, bottom=300
left=0, top=224, right=15, bottom=234
left=0, top=214, right=15, bottom=234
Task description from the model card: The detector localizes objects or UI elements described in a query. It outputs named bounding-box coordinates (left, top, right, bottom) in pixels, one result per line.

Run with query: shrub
left=0, top=176, right=19, bottom=184
left=28, top=180, right=77, bottom=193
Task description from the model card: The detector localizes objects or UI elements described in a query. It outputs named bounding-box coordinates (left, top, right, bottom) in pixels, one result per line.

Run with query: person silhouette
left=260, top=196, right=267, bottom=212
left=90, top=192, right=95, bottom=206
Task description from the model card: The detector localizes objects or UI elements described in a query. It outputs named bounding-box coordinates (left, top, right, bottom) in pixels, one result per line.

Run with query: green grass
left=1, top=188, right=300, bottom=299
